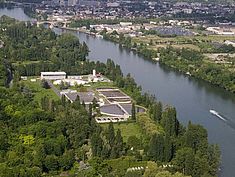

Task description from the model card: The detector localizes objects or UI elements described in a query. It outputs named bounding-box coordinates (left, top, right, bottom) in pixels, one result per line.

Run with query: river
left=1, top=8, right=235, bottom=177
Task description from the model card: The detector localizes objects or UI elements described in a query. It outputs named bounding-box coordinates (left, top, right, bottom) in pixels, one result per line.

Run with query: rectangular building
left=63, top=91, right=96, bottom=104
left=41, top=72, right=66, bottom=80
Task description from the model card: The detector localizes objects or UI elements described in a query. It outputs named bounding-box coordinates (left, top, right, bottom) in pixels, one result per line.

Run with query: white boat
left=210, top=109, right=218, bottom=115
left=210, top=109, right=227, bottom=122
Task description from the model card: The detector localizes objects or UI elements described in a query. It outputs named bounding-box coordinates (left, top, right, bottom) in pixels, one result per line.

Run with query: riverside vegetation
left=0, top=16, right=220, bottom=177
left=97, top=28, right=235, bottom=93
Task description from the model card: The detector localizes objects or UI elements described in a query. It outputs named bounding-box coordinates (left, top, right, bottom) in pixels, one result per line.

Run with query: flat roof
left=64, top=92, right=95, bottom=103
left=99, top=90, right=129, bottom=98
left=41, top=72, right=66, bottom=75
left=100, top=104, right=125, bottom=116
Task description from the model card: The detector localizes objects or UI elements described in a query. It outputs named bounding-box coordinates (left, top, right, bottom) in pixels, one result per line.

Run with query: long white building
left=41, top=72, right=66, bottom=80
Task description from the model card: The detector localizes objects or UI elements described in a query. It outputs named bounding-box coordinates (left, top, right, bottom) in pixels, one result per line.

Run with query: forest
left=0, top=16, right=220, bottom=177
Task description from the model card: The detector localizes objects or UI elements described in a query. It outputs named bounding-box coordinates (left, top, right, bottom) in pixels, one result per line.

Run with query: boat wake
left=210, top=109, right=235, bottom=130
left=210, top=110, right=227, bottom=122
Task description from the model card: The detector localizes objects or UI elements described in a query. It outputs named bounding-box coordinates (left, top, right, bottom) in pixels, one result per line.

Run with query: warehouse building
left=40, top=72, right=66, bottom=80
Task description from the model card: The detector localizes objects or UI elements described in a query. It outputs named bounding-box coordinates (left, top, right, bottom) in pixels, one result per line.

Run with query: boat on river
left=210, top=110, right=227, bottom=122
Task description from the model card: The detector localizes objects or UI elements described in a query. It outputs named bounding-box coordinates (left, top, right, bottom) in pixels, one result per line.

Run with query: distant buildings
left=107, top=2, right=120, bottom=8
left=68, top=0, right=77, bottom=6
left=152, top=26, right=194, bottom=36
left=120, top=22, right=133, bottom=26
left=225, top=40, right=235, bottom=47
left=41, top=72, right=66, bottom=80
left=206, top=27, right=235, bottom=35
left=78, top=0, right=100, bottom=7
left=59, top=0, right=66, bottom=6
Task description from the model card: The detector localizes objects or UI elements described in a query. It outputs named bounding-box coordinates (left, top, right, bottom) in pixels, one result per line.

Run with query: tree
left=155, top=102, right=162, bottom=122
left=207, top=144, right=220, bottom=176
left=41, top=79, right=50, bottom=89
left=73, top=95, right=80, bottom=109
left=148, top=134, right=164, bottom=161
left=92, top=98, right=98, bottom=109
left=114, top=129, right=123, bottom=157
left=59, top=150, right=75, bottom=171
left=44, top=155, right=59, bottom=172
left=127, top=136, right=141, bottom=150
left=173, top=148, right=194, bottom=176
left=131, top=102, right=136, bottom=120
left=161, top=107, right=179, bottom=137
left=164, top=134, right=173, bottom=162
left=26, top=167, right=42, bottom=177
left=88, top=157, right=112, bottom=176
left=91, top=132, right=103, bottom=157
left=88, top=103, right=93, bottom=124
left=0, top=131, right=9, bottom=151
left=185, top=122, right=208, bottom=153
left=106, top=123, right=115, bottom=145
left=192, top=152, right=209, bottom=177
left=61, top=94, right=66, bottom=107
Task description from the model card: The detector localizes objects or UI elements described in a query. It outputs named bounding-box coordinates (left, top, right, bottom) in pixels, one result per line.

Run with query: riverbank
left=56, top=25, right=235, bottom=93
left=95, top=32, right=235, bottom=94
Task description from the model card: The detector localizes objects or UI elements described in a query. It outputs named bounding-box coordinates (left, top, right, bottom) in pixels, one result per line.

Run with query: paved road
left=47, top=80, right=61, bottom=98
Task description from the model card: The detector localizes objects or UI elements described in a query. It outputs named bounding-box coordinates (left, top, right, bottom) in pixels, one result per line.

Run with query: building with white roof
left=41, top=72, right=66, bottom=80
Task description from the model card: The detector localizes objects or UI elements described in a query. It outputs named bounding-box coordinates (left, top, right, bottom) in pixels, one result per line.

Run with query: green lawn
left=21, top=79, right=60, bottom=104
left=105, top=156, right=147, bottom=175
left=107, top=156, right=147, bottom=168
left=90, top=81, right=115, bottom=89
left=133, top=34, right=235, bottom=51
left=101, top=122, right=143, bottom=142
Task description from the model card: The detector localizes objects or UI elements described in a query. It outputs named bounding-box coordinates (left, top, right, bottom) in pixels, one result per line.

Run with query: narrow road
left=47, top=80, right=61, bottom=98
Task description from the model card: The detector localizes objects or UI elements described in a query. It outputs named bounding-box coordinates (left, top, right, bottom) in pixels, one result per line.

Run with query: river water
left=1, top=8, right=235, bottom=177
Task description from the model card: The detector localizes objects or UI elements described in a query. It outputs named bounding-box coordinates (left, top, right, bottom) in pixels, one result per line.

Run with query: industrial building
left=61, top=90, right=97, bottom=105
left=40, top=72, right=66, bottom=80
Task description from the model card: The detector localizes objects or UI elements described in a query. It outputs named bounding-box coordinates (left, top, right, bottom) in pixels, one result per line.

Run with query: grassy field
left=101, top=122, right=143, bottom=142
left=90, top=81, right=115, bottom=89
left=148, top=44, right=200, bottom=51
left=134, top=34, right=235, bottom=43
left=105, top=156, right=147, bottom=173
left=133, top=34, right=235, bottom=51
left=21, top=78, right=60, bottom=104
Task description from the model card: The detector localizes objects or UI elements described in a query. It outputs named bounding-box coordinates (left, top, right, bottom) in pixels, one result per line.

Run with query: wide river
left=1, top=7, right=235, bottom=177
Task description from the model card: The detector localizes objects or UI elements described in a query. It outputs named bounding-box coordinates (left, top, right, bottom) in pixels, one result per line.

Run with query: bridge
left=36, top=20, right=72, bottom=28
